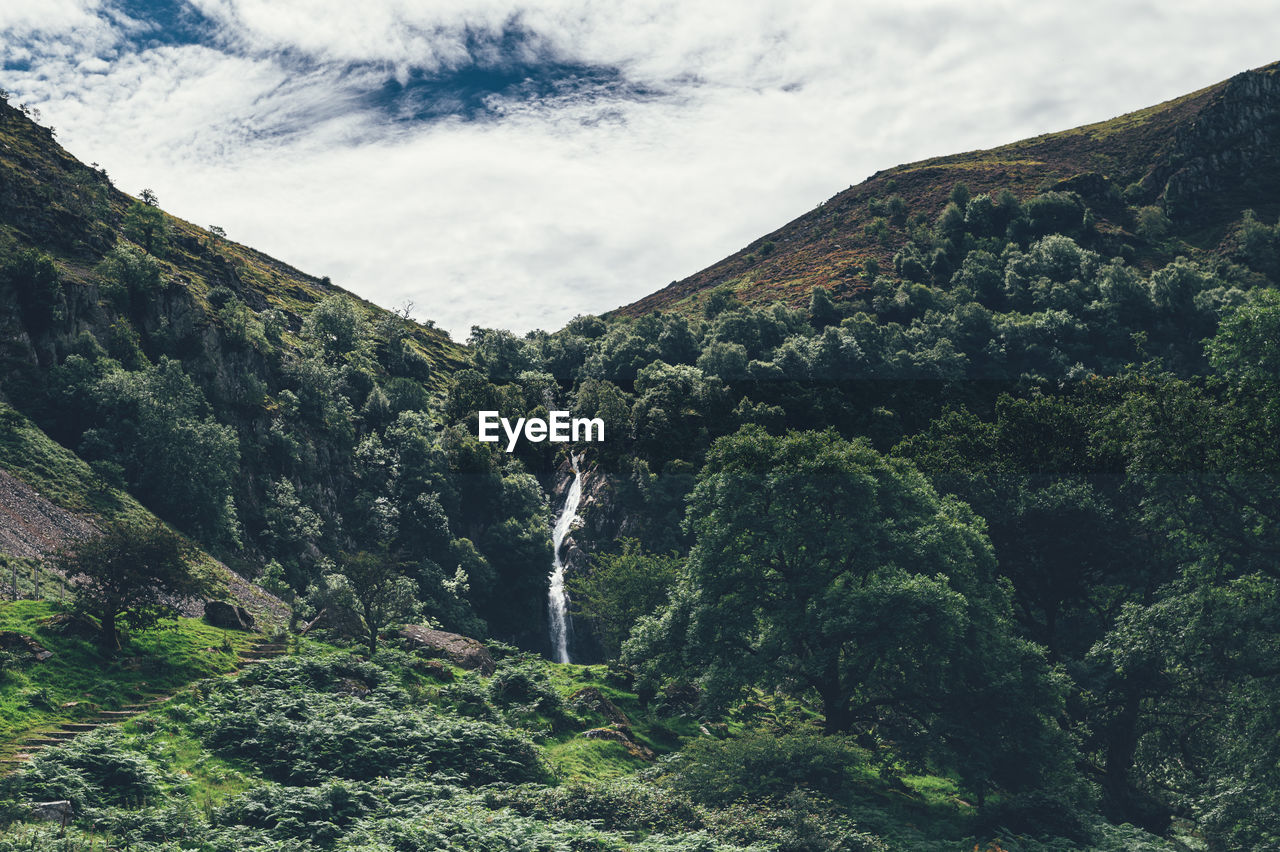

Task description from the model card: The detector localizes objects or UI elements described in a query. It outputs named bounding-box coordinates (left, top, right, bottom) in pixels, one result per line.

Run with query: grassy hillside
left=0, top=645, right=1184, bottom=851
left=0, top=97, right=466, bottom=385
left=614, top=60, right=1280, bottom=317
left=1, top=57, right=1279, bottom=851
left=0, top=601, right=258, bottom=762
left=0, top=94, right=561, bottom=643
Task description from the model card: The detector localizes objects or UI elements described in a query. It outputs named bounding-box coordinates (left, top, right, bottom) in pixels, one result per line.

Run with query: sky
left=1, top=2, right=1277, bottom=336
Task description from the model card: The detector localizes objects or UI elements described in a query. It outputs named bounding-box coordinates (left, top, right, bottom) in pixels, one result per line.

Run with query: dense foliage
left=3, top=84, right=1280, bottom=847
left=0, top=649, right=1186, bottom=851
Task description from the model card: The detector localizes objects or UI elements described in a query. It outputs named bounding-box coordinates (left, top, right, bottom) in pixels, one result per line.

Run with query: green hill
left=0, top=94, right=566, bottom=641
left=614, top=60, right=1280, bottom=317
left=1, top=57, right=1279, bottom=851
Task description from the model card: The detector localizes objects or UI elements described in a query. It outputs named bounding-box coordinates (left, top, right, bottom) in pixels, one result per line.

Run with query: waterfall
left=548, top=454, right=582, bottom=663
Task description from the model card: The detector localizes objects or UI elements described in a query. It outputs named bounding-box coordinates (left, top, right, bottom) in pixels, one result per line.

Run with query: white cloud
left=3, top=1, right=1279, bottom=333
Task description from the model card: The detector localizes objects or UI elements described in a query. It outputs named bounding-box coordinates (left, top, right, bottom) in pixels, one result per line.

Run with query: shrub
left=1, top=728, right=162, bottom=809
left=198, top=662, right=548, bottom=785
left=488, top=780, right=703, bottom=834
left=656, top=731, right=871, bottom=807
left=216, top=780, right=378, bottom=844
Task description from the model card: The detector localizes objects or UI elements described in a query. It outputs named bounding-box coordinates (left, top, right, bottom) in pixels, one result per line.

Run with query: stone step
left=122, top=700, right=166, bottom=710
left=59, top=724, right=97, bottom=732
left=97, top=710, right=135, bottom=717
left=22, top=737, right=70, bottom=746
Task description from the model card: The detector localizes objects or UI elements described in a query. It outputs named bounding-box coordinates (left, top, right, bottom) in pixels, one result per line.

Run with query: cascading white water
left=548, top=454, right=582, bottom=663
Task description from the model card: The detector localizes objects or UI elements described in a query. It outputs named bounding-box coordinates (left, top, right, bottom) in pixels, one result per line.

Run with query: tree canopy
left=56, top=520, right=211, bottom=651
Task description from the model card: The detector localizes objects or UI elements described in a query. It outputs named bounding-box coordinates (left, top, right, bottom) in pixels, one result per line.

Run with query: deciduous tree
left=57, top=520, right=210, bottom=652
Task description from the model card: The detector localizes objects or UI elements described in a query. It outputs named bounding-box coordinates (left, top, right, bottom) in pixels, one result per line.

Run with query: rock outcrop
left=398, top=625, right=496, bottom=675
left=1162, top=67, right=1280, bottom=220
left=0, top=630, right=52, bottom=661
left=203, top=600, right=256, bottom=632
left=29, top=800, right=72, bottom=824
left=581, top=724, right=656, bottom=761
left=569, top=686, right=630, bottom=725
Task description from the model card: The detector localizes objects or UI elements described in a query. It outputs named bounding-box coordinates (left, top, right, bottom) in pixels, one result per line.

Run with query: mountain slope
left=0, top=96, right=467, bottom=381
left=0, top=92, right=562, bottom=648
left=614, top=60, right=1280, bottom=317
left=0, top=400, right=286, bottom=627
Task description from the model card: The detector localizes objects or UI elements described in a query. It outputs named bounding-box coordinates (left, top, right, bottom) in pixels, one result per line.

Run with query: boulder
left=569, top=686, right=630, bottom=725
left=398, top=625, right=495, bottom=675
left=414, top=659, right=455, bottom=682
left=204, top=600, right=256, bottom=632
left=581, top=725, right=656, bottom=761
left=0, top=631, right=52, bottom=662
left=29, top=800, right=72, bottom=824
left=334, top=677, right=372, bottom=698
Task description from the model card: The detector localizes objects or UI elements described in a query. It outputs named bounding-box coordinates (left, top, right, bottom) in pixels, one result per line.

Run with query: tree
left=641, top=427, right=986, bottom=732
left=1085, top=576, right=1280, bottom=840
left=97, top=244, right=162, bottom=313
left=122, top=189, right=168, bottom=255
left=1101, top=316, right=1280, bottom=582
left=1, top=248, right=63, bottom=330
left=895, top=395, right=1169, bottom=661
left=808, top=285, right=839, bottom=329
left=302, top=296, right=369, bottom=364
left=56, top=520, right=210, bottom=652
left=568, top=539, right=680, bottom=658
left=335, top=550, right=419, bottom=655
left=1134, top=205, right=1171, bottom=240
left=625, top=427, right=1075, bottom=803
left=82, top=357, right=241, bottom=547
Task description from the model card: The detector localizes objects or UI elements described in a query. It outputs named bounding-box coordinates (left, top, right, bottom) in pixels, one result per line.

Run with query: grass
left=0, top=600, right=255, bottom=753
left=141, top=726, right=257, bottom=807
left=0, top=405, right=144, bottom=522
left=546, top=736, right=648, bottom=782
left=541, top=662, right=703, bottom=780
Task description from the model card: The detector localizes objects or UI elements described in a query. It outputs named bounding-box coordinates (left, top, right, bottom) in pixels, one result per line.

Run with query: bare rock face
left=1163, top=68, right=1280, bottom=220
left=203, top=600, right=256, bottom=632
left=398, top=625, right=496, bottom=676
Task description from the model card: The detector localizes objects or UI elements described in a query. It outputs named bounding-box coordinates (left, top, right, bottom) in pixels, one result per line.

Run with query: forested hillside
left=0, top=92, right=559, bottom=647
left=1, top=60, right=1280, bottom=850
left=615, top=60, right=1280, bottom=318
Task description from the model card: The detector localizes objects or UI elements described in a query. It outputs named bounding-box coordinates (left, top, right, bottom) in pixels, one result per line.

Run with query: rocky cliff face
left=1162, top=66, right=1280, bottom=220
left=547, top=453, right=634, bottom=663
left=549, top=453, right=645, bottom=575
